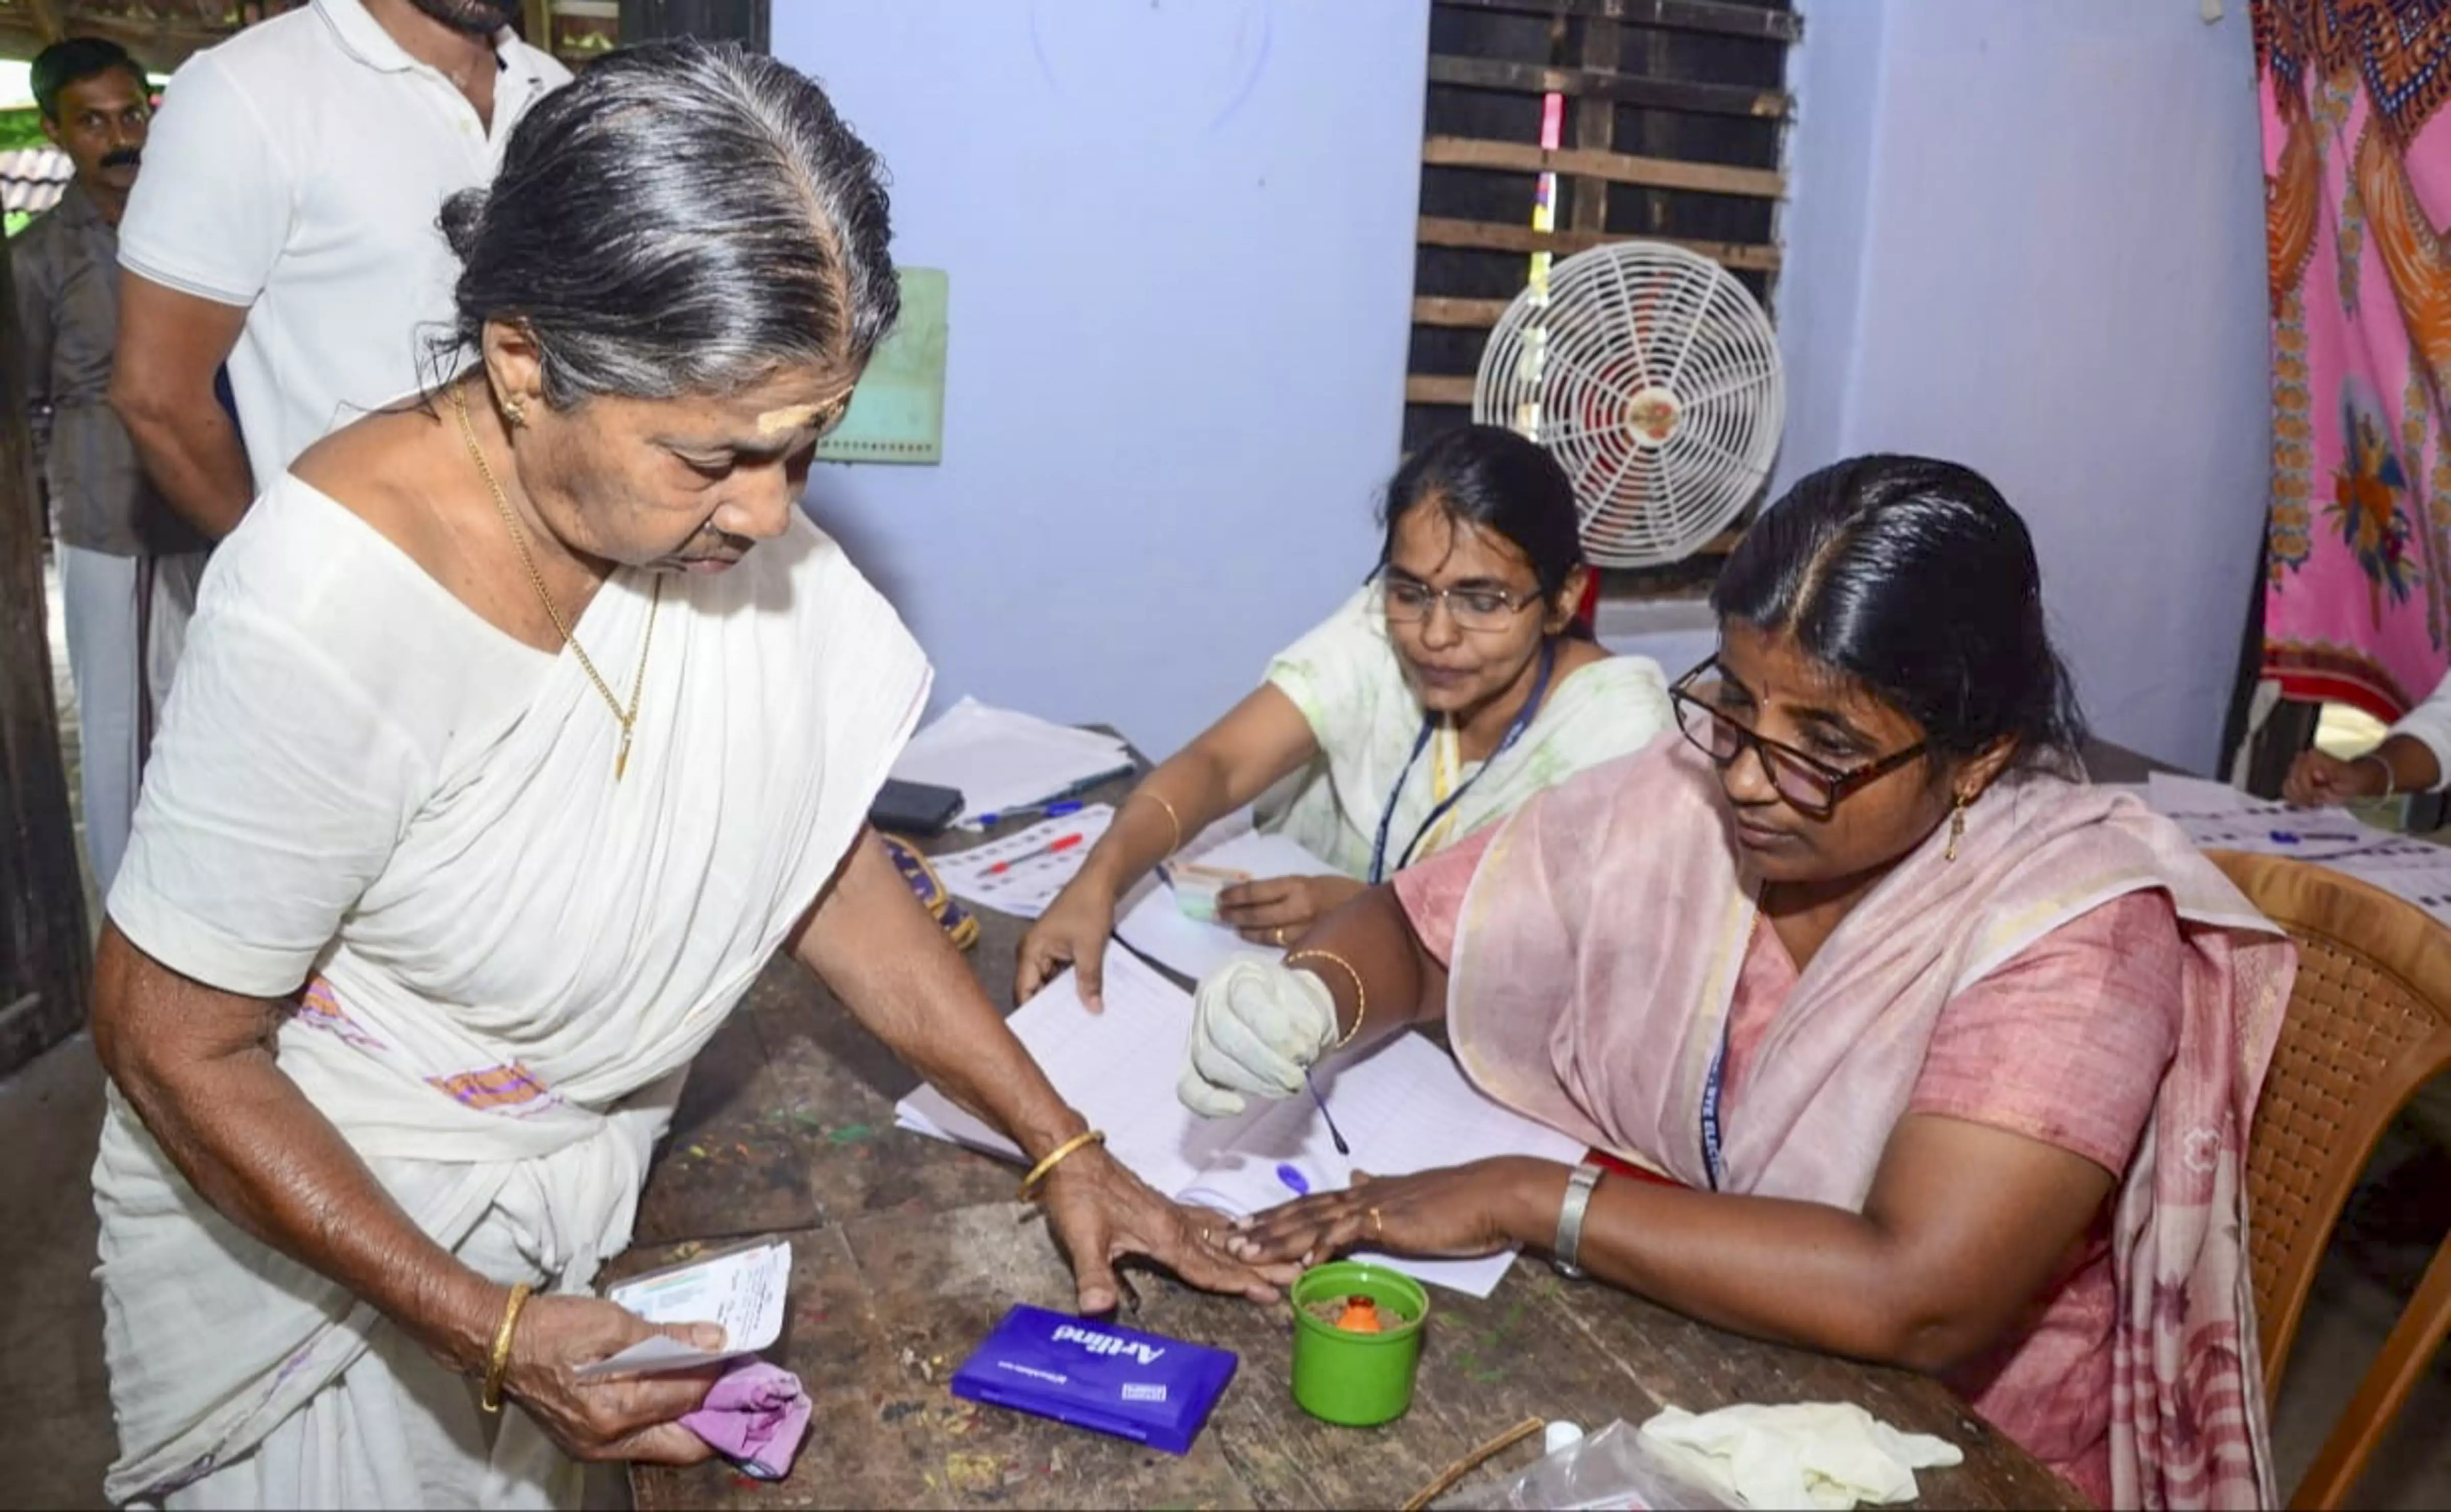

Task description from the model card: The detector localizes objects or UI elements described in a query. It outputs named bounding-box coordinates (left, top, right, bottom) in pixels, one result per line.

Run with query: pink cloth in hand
left=680, top=1360, right=811, bottom=1480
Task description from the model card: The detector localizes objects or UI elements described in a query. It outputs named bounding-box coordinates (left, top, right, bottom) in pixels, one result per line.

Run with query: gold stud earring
left=1944, top=795, right=1969, bottom=863
left=499, top=396, right=528, bottom=429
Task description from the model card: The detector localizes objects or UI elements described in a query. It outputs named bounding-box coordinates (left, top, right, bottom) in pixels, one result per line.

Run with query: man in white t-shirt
left=108, top=0, right=568, bottom=538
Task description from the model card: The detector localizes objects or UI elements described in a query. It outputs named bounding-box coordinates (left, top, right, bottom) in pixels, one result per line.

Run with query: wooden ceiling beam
left=0, top=6, right=233, bottom=73
left=24, top=0, right=67, bottom=45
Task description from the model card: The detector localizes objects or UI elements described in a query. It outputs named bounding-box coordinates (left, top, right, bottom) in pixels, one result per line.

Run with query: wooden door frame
left=0, top=241, right=92, bottom=1074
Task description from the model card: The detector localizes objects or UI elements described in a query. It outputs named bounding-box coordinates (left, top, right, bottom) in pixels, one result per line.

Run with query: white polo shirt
left=119, top=0, right=568, bottom=487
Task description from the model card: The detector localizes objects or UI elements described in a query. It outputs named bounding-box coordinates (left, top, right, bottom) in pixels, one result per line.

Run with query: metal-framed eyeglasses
left=1378, top=573, right=1545, bottom=634
left=1668, top=659, right=1931, bottom=820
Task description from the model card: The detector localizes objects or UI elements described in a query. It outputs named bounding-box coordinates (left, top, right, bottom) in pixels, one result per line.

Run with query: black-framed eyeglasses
left=1668, top=659, right=1930, bottom=820
left=1378, top=573, right=1543, bottom=634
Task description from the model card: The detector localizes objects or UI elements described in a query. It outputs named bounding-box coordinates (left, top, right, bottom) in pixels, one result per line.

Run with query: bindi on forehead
left=1720, top=626, right=1914, bottom=737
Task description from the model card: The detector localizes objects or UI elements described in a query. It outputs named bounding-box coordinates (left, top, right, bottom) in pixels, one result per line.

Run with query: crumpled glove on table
left=1639, top=1401, right=1964, bottom=1510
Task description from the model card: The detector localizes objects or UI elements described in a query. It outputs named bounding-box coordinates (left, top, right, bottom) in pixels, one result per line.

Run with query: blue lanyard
left=1366, top=640, right=1557, bottom=884
left=1698, top=1016, right=1729, bottom=1191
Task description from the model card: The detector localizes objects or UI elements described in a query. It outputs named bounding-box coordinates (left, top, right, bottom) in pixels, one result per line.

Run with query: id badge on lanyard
left=1365, top=640, right=1557, bottom=885
left=1698, top=1020, right=1729, bottom=1191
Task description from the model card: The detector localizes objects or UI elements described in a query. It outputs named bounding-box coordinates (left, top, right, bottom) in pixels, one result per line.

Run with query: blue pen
left=974, top=799, right=1086, bottom=827
left=997, top=763, right=1137, bottom=821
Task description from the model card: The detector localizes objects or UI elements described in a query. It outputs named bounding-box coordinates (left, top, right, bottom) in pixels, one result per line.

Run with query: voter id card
left=578, top=1237, right=791, bottom=1378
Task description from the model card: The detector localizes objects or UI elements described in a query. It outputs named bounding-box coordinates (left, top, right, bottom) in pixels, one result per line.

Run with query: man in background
left=12, top=37, right=212, bottom=893
left=108, top=0, right=568, bottom=538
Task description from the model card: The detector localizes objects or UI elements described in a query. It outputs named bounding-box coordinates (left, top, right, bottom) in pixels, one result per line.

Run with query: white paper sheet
left=2140, top=772, right=2451, bottom=925
left=2143, top=772, right=2401, bottom=861
left=581, top=1239, right=792, bottom=1377
left=888, top=697, right=1134, bottom=826
left=1113, top=825, right=1344, bottom=981
left=932, top=805, right=1117, bottom=919
left=894, top=953, right=1582, bottom=1298
left=893, top=950, right=1229, bottom=1195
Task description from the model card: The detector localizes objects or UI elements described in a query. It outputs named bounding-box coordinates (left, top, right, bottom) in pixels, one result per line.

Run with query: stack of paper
left=891, top=697, right=1135, bottom=827
left=896, top=951, right=1585, bottom=1298
left=1114, top=816, right=1344, bottom=980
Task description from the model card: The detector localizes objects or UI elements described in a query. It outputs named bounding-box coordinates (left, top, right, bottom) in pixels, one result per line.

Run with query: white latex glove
left=1639, top=1402, right=1963, bottom=1510
left=1176, top=956, right=1339, bottom=1118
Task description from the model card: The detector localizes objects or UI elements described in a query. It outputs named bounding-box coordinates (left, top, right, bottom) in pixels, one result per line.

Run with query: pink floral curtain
left=2257, top=3, right=2451, bottom=721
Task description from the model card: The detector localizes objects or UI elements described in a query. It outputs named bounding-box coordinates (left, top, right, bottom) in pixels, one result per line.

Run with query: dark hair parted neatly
left=1378, top=425, right=1588, bottom=604
left=1712, top=454, right=2087, bottom=765
left=432, top=40, right=897, bottom=407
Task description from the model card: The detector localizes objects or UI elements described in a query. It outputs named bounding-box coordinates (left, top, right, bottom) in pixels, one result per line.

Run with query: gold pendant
left=616, top=728, right=633, bottom=782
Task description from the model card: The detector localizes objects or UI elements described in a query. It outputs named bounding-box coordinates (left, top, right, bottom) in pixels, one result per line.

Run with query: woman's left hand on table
left=1038, top=1144, right=1299, bottom=1309
left=1223, top=1161, right=1536, bottom=1268
left=1215, top=873, right=1367, bottom=948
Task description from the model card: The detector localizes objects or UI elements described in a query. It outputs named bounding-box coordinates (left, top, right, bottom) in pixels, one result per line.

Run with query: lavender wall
left=785, top=0, right=2267, bottom=772
left=776, top=0, right=1430, bottom=756
left=1746, top=0, right=2271, bottom=773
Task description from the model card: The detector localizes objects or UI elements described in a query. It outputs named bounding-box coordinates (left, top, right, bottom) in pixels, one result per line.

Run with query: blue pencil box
left=949, top=1304, right=1237, bottom=1455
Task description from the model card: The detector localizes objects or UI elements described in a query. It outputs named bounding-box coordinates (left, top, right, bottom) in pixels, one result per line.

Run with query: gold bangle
left=1286, top=947, right=1367, bottom=1050
left=1017, top=1128, right=1107, bottom=1203
left=480, top=1281, right=534, bottom=1414
left=1129, top=788, right=1185, bottom=857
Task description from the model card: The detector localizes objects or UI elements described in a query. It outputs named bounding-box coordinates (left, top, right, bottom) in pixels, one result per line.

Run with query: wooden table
left=623, top=768, right=2093, bottom=1509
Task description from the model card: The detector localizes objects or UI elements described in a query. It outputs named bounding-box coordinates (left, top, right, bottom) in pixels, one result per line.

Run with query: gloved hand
left=1177, top=956, right=1340, bottom=1118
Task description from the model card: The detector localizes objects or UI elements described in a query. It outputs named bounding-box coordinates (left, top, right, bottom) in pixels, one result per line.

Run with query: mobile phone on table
left=870, top=778, right=965, bottom=837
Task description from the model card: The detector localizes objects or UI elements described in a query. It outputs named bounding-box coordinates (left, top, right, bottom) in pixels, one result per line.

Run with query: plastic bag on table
left=1444, top=1418, right=1746, bottom=1511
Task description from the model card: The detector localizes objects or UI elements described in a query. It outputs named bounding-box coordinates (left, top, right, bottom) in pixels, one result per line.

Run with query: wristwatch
left=1550, top=1161, right=1606, bottom=1278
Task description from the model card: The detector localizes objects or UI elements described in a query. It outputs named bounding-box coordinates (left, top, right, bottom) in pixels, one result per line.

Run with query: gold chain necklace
left=451, top=383, right=662, bottom=780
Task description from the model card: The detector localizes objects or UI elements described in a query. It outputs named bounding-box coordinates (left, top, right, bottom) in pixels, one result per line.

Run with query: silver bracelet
left=2362, top=751, right=2398, bottom=798
left=1551, top=1161, right=1606, bottom=1279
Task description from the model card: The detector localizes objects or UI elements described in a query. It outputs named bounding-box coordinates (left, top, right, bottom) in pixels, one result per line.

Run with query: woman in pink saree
left=1180, top=456, right=2295, bottom=1509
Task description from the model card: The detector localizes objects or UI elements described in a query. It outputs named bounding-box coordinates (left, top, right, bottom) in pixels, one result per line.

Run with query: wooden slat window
left=613, top=0, right=767, bottom=53
left=1408, top=0, right=1795, bottom=596
left=511, top=1, right=770, bottom=69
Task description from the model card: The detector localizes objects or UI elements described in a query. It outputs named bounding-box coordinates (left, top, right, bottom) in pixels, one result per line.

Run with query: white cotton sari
left=94, top=475, right=930, bottom=1508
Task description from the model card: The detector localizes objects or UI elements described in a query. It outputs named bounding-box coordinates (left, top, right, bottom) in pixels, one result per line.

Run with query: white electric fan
left=1473, top=241, right=1785, bottom=569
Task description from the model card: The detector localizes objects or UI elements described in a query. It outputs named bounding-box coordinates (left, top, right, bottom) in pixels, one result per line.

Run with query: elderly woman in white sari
left=89, top=43, right=1269, bottom=1510
left=1176, top=457, right=2295, bottom=1509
